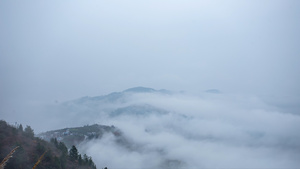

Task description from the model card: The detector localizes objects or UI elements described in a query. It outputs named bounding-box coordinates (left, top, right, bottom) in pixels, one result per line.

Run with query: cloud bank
left=68, top=92, right=300, bottom=169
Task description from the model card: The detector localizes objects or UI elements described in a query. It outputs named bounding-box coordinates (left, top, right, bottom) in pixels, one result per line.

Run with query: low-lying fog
left=39, top=90, right=300, bottom=168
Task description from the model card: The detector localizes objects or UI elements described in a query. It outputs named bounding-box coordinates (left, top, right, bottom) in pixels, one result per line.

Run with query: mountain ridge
left=64, top=87, right=171, bottom=105
left=38, top=124, right=120, bottom=148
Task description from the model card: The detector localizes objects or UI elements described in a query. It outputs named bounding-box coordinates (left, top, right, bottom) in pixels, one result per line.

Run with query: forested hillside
left=0, top=120, right=97, bottom=169
left=38, top=124, right=119, bottom=148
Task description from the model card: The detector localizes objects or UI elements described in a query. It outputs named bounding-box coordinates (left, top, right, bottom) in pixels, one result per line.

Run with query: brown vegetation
left=0, top=147, right=19, bottom=169
left=0, top=120, right=96, bottom=169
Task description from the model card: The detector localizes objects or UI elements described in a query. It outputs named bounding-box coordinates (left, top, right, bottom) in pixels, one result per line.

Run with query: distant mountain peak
left=65, top=87, right=172, bottom=105
left=123, top=87, right=156, bottom=93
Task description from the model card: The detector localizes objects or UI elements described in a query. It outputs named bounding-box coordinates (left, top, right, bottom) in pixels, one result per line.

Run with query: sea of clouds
left=69, top=92, right=300, bottom=169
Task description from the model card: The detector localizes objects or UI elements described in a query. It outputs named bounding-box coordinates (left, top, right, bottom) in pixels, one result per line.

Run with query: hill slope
left=0, top=120, right=97, bottom=169
left=38, top=124, right=120, bottom=148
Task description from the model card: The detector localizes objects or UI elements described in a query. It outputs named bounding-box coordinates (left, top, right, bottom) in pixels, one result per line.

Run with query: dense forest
left=0, top=120, right=97, bottom=169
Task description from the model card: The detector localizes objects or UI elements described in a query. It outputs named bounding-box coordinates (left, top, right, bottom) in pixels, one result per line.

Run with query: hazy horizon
left=1, top=0, right=299, bottom=103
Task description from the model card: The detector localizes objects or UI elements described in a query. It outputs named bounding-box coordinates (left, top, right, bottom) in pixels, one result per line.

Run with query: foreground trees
left=69, top=145, right=78, bottom=161
left=0, top=120, right=97, bottom=169
left=68, top=145, right=96, bottom=169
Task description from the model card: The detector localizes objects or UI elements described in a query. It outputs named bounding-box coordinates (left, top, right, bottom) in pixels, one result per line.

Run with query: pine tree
left=58, top=142, right=68, bottom=156
left=18, top=124, right=23, bottom=132
left=83, top=154, right=89, bottom=165
left=69, top=145, right=78, bottom=161
left=78, top=154, right=83, bottom=165
left=88, top=157, right=93, bottom=166
left=50, top=138, right=59, bottom=147
left=24, top=125, right=34, bottom=138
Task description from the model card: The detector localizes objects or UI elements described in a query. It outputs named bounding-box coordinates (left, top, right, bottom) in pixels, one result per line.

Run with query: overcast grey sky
left=1, top=0, right=300, bottom=112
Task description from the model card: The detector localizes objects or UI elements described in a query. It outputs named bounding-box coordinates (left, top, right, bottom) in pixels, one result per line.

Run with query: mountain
left=67, top=87, right=171, bottom=104
left=110, top=104, right=169, bottom=117
left=49, top=87, right=173, bottom=128
left=34, top=87, right=191, bottom=169
left=38, top=124, right=120, bottom=148
left=37, top=123, right=187, bottom=169
left=123, top=87, right=157, bottom=93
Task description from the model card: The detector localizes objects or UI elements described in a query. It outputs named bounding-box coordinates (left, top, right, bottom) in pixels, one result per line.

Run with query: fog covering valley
left=35, top=87, right=300, bottom=169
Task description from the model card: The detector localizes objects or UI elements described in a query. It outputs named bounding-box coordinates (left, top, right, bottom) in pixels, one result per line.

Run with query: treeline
left=0, top=120, right=97, bottom=169
left=50, top=138, right=96, bottom=169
